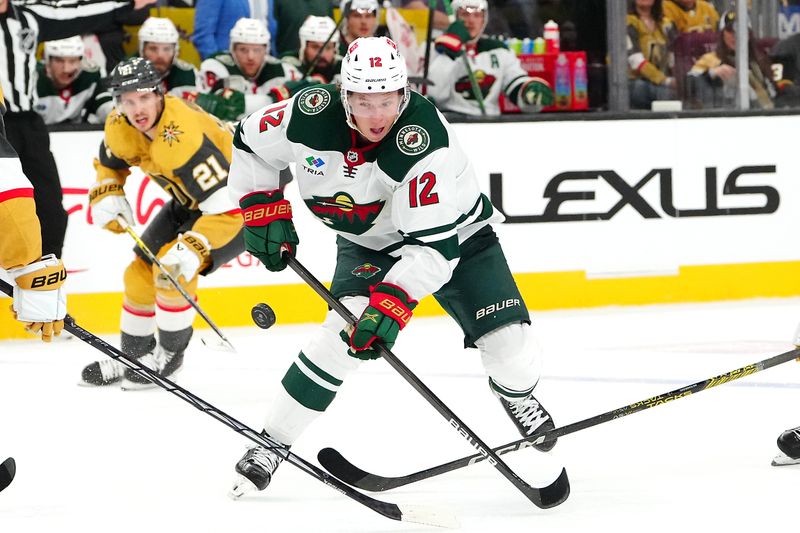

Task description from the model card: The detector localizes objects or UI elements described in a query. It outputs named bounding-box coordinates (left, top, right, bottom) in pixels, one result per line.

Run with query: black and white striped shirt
left=0, top=0, right=131, bottom=113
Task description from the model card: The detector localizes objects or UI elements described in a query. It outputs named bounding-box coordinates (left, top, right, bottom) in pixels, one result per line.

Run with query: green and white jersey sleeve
left=34, top=63, right=112, bottom=124
left=163, top=59, right=200, bottom=98
left=229, top=84, right=502, bottom=300
left=199, top=53, right=303, bottom=116
left=427, top=38, right=532, bottom=116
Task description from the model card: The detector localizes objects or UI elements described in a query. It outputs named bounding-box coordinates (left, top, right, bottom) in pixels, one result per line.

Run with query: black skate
left=492, top=380, right=557, bottom=452
left=772, top=426, right=800, bottom=466
left=120, top=347, right=184, bottom=391
left=229, top=440, right=285, bottom=499
left=80, top=359, right=127, bottom=386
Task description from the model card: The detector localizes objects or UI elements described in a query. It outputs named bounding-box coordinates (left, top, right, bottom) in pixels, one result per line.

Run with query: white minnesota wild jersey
left=229, top=84, right=502, bottom=297
left=34, top=63, right=112, bottom=124
left=199, top=53, right=301, bottom=115
left=427, top=38, right=532, bottom=116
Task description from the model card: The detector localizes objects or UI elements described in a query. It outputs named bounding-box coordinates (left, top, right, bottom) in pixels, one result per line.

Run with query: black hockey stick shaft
left=0, top=279, right=450, bottom=527
left=0, top=457, right=15, bottom=493
left=117, top=217, right=235, bottom=352
left=319, top=347, right=800, bottom=491
left=284, top=254, right=569, bottom=509
left=421, top=0, right=435, bottom=95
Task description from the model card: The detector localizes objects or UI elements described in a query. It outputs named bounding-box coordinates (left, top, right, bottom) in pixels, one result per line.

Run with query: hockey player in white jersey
left=226, top=36, right=558, bottom=497
left=426, top=0, right=553, bottom=116
left=34, top=36, right=113, bottom=124
left=282, top=15, right=342, bottom=84
left=197, top=18, right=303, bottom=121
left=138, top=17, right=200, bottom=98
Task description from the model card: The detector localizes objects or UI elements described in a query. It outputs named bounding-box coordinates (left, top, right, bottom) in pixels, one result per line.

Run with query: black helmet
left=107, top=57, right=162, bottom=98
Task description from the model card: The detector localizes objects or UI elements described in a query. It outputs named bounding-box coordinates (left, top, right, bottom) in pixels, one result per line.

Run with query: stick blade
left=318, top=447, right=398, bottom=491
left=535, top=467, right=570, bottom=509
left=398, top=504, right=459, bottom=529
left=200, top=334, right=236, bottom=353
left=0, top=457, right=16, bottom=492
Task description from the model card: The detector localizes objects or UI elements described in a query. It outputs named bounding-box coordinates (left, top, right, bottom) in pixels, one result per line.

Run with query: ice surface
left=1, top=298, right=798, bottom=532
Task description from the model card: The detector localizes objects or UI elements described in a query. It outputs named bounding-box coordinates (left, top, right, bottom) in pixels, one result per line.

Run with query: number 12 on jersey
left=408, top=172, right=439, bottom=207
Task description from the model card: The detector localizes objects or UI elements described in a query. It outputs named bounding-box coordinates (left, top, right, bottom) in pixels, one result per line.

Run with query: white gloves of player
left=9, top=254, right=67, bottom=342
left=88, top=178, right=134, bottom=233
left=158, top=231, right=212, bottom=287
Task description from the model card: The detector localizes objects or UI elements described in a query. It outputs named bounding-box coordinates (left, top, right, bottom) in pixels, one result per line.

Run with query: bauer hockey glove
left=435, top=19, right=470, bottom=59
left=89, top=178, right=133, bottom=233
left=520, top=78, right=554, bottom=110
left=158, top=231, right=211, bottom=287
left=239, top=190, right=298, bottom=272
left=9, top=254, right=67, bottom=342
left=186, top=88, right=245, bottom=122
left=345, top=282, right=418, bottom=360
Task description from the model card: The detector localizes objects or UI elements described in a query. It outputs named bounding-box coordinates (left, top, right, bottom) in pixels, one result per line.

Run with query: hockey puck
left=251, top=303, right=276, bottom=330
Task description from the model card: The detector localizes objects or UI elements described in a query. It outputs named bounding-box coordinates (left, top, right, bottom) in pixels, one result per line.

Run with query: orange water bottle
left=544, top=20, right=560, bottom=53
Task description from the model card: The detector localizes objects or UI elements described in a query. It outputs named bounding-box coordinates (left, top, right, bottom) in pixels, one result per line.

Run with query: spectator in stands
left=192, top=0, right=250, bottom=60
left=282, top=16, right=342, bottom=83
left=687, top=11, right=774, bottom=109
left=338, top=0, right=381, bottom=55
left=35, top=37, right=113, bottom=124
left=769, top=31, right=800, bottom=107
left=197, top=18, right=303, bottom=121
left=426, top=0, right=553, bottom=116
left=138, top=17, right=200, bottom=98
left=663, top=0, right=720, bottom=33
left=627, top=0, right=678, bottom=110
left=272, top=0, right=332, bottom=56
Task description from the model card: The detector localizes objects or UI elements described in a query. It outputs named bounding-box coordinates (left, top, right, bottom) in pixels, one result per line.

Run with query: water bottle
left=573, top=55, right=588, bottom=108
left=544, top=20, right=560, bottom=54
left=521, top=38, right=533, bottom=54
left=533, top=37, right=546, bottom=54
left=554, top=52, right=571, bottom=109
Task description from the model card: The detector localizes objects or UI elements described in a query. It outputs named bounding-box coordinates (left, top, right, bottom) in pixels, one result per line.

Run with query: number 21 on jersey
left=408, top=172, right=439, bottom=207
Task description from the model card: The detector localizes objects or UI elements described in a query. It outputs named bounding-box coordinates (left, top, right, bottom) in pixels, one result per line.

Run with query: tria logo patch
left=396, top=125, right=430, bottom=155
left=351, top=262, right=382, bottom=279
left=160, top=120, right=184, bottom=146
left=304, top=192, right=385, bottom=235
left=298, top=88, right=330, bottom=115
left=305, top=156, right=325, bottom=168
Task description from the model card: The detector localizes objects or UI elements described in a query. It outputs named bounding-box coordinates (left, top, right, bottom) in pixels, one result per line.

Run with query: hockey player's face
left=304, top=41, right=336, bottom=69
left=119, top=90, right=163, bottom=133
left=48, top=56, right=82, bottom=89
left=347, top=10, right=377, bottom=38
left=233, top=43, right=268, bottom=78
left=142, top=42, right=177, bottom=75
left=457, top=8, right=486, bottom=40
left=349, top=91, right=402, bottom=142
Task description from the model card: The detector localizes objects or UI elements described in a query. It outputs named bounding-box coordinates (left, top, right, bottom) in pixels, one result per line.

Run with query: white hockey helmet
left=229, top=17, right=271, bottom=55
left=452, top=0, right=489, bottom=38
left=138, top=17, right=180, bottom=59
left=44, top=36, right=85, bottom=60
left=299, top=16, right=339, bottom=60
left=340, top=0, right=379, bottom=17
left=340, top=37, right=409, bottom=133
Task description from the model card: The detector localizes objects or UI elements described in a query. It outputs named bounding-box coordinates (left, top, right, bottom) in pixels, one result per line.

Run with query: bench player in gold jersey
left=80, top=58, right=243, bottom=390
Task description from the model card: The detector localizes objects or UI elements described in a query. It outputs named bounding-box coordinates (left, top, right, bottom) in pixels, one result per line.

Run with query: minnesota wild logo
left=160, top=120, right=183, bottom=146
left=304, top=192, right=384, bottom=235
left=396, top=125, right=430, bottom=155
left=351, top=262, right=382, bottom=279
left=298, top=88, right=331, bottom=115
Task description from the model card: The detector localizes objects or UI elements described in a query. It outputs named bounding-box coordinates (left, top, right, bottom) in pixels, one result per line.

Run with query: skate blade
left=771, top=453, right=800, bottom=466
left=120, top=367, right=182, bottom=391
left=228, top=475, right=259, bottom=500
left=76, top=380, right=121, bottom=388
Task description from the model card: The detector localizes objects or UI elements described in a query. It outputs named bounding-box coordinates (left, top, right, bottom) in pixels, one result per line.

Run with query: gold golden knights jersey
left=663, top=0, right=720, bottom=33
left=0, top=85, right=42, bottom=269
left=626, top=14, right=677, bottom=85
left=95, top=94, right=242, bottom=250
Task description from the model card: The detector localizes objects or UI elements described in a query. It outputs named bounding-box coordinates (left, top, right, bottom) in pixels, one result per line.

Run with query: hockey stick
left=284, top=254, right=569, bottom=509
left=0, top=279, right=455, bottom=528
left=318, top=347, right=800, bottom=491
left=0, top=457, right=15, bottom=493
left=116, top=216, right=235, bottom=352
left=420, top=0, right=436, bottom=95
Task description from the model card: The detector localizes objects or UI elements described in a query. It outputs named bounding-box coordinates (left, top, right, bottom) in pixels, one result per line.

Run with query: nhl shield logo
left=298, top=88, right=331, bottom=115
left=351, top=262, right=382, bottom=279
left=396, top=125, right=430, bottom=155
